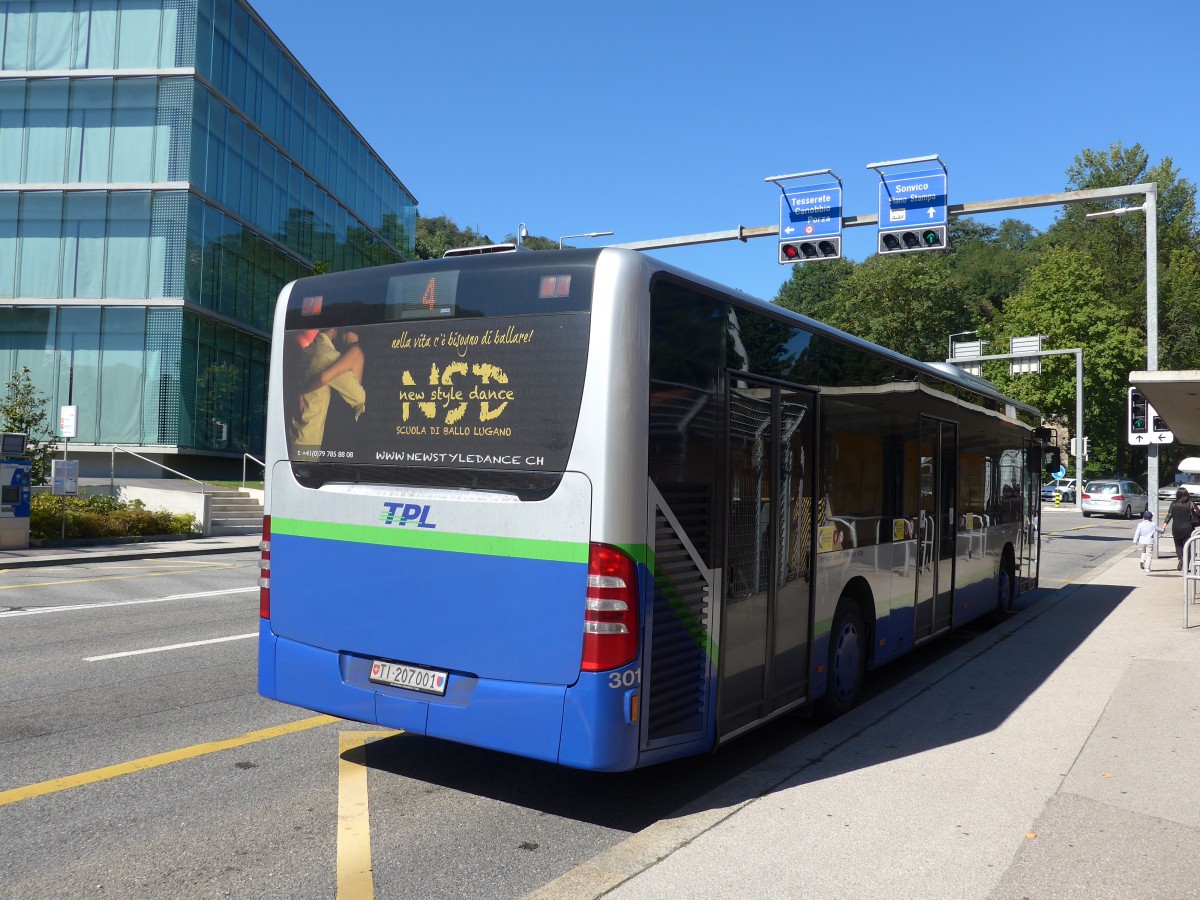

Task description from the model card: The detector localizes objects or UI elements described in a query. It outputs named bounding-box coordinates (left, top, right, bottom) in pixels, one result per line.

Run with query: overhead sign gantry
left=867, top=154, right=949, bottom=255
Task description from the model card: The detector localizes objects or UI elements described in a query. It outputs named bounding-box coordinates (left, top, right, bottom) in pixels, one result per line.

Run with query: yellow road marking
left=338, top=730, right=399, bottom=900
left=0, top=715, right=338, bottom=808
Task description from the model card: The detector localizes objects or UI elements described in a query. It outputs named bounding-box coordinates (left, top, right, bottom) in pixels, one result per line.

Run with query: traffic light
left=877, top=225, right=947, bottom=255
left=779, top=237, right=841, bottom=264
left=1129, top=387, right=1148, bottom=433
left=1069, top=438, right=1077, bottom=457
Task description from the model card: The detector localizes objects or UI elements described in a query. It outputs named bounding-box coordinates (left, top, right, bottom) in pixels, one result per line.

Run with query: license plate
left=369, top=660, right=448, bottom=695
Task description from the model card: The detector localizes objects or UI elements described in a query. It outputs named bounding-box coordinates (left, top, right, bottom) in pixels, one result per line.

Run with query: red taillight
left=258, top=515, right=271, bottom=619
left=1112, top=495, right=1124, bottom=502
left=581, top=543, right=639, bottom=672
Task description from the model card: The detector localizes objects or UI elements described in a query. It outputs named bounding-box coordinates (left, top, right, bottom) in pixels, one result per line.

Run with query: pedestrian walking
left=1159, top=487, right=1200, bottom=571
left=1132, top=510, right=1157, bottom=572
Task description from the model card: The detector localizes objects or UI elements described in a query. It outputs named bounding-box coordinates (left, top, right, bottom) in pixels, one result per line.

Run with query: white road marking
left=85, top=631, right=258, bottom=661
left=0, top=586, right=256, bottom=617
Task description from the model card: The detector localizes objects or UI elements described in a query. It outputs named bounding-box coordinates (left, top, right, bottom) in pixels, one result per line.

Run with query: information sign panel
left=779, top=183, right=842, bottom=241
left=878, top=169, right=947, bottom=231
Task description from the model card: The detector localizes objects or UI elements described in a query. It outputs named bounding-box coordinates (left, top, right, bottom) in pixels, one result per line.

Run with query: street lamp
left=1086, top=191, right=1159, bottom=497
left=558, top=230, right=614, bottom=250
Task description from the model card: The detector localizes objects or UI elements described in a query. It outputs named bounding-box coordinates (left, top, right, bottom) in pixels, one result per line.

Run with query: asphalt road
left=0, top=518, right=1135, bottom=899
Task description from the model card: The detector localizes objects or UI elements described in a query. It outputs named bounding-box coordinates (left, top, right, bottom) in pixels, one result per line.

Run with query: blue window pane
left=67, top=77, right=113, bottom=183
left=98, top=305, right=146, bottom=442
left=0, top=193, right=17, bottom=298
left=61, top=191, right=106, bottom=297
left=83, top=0, right=118, bottom=70
left=31, top=0, right=72, bottom=70
left=104, top=191, right=151, bottom=298
left=18, top=191, right=63, bottom=298
left=2, top=1, right=30, bottom=71
left=24, top=78, right=69, bottom=183
left=0, top=79, right=24, bottom=183
left=12, top=306, right=57, bottom=401
left=57, top=307, right=101, bottom=442
left=110, top=77, right=155, bottom=182
left=117, top=0, right=160, bottom=69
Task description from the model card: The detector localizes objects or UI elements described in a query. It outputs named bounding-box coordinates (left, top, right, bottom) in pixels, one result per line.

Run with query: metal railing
left=1183, top=531, right=1200, bottom=628
left=109, top=447, right=207, bottom=493
left=242, top=453, right=264, bottom=488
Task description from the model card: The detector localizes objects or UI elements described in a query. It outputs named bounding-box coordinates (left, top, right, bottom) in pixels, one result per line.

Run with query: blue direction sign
left=780, top=183, right=842, bottom=241
left=878, top=169, right=947, bottom=231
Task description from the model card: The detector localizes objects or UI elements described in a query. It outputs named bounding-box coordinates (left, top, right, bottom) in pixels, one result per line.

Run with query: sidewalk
left=0, top=533, right=260, bottom=569
left=535, top=549, right=1200, bottom=899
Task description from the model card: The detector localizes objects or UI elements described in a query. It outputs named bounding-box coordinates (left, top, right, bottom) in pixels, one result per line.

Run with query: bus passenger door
left=718, top=380, right=816, bottom=740
left=914, top=417, right=957, bottom=641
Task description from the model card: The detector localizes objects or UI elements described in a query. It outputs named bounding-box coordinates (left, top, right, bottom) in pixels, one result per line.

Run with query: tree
left=413, top=215, right=493, bottom=260
left=982, top=246, right=1143, bottom=478
left=0, top=367, right=58, bottom=485
left=802, top=253, right=974, bottom=362
left=773, top=256, right=855, bottom=320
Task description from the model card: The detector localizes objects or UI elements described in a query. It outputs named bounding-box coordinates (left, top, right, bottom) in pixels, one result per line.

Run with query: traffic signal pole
left=946, top=348, right=1085, bottom=502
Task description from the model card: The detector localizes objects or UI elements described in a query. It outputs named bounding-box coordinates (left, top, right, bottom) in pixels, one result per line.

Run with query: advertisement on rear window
left=283, top=313, right=589, bottom=472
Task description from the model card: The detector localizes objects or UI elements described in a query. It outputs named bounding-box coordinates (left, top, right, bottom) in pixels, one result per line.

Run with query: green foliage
left=796, top=252, right=975, bottom=362
left=981, top=246, right=1143, bottom=477
left=30, top=490, right=198, bottom=541
left=413, top=215, right=494, bottom=260
left=0, top=367, right=58, bottom=485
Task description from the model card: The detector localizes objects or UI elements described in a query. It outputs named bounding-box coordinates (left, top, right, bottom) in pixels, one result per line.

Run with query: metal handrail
left=242, top=453, right=264, bottom=488
left=1183, top=531, right=1200, bottom=628
left=109, top=447, right=207, bottom=493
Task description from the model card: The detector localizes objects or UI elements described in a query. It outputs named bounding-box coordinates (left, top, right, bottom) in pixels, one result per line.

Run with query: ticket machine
left=0, top=432, right=31, bottom=549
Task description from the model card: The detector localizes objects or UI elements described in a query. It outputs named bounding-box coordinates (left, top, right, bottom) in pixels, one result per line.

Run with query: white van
left=1158, top=457, right=1200, bottom=501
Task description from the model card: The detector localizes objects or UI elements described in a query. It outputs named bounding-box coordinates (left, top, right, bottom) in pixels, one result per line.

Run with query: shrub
left=30, top=489, right=198, bottom=541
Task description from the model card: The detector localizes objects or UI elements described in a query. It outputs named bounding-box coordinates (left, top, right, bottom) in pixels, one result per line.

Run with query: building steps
left=207, top=488, right=263, bottom=536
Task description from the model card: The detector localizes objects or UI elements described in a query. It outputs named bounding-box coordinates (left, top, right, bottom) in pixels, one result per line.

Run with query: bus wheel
left=993, top=549, right=1016, bottom=623
left=817, top=599, right=866, bottom=720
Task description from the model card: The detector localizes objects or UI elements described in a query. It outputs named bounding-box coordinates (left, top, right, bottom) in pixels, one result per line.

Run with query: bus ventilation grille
left=647, top=509, right=710, bottom=743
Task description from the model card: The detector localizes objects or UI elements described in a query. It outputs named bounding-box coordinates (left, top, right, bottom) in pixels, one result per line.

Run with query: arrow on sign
left=784, top=226, right=795, bottom=235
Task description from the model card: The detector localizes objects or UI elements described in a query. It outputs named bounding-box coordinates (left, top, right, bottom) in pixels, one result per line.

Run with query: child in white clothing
left=1132, top=510, right=1157, bottom=572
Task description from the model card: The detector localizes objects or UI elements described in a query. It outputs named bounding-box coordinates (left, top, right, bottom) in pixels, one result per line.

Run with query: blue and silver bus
left=257, top=247, right=1051, bottom=771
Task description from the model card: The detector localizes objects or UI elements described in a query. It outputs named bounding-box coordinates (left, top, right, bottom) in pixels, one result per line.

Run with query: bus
left=257, top=247, right=1053, bottom=771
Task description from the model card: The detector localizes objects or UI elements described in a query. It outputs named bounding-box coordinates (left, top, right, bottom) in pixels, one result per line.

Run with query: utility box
left=0, top=459, right=31, bottom=549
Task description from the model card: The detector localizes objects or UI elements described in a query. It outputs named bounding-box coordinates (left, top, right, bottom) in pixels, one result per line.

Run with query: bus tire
left=816, top=598, right=866, bottom=720
left=993, top=548, right=1016, bottom=623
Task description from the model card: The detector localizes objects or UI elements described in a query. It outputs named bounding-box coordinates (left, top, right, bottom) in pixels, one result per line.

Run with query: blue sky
left=248, top=0, right=1199, bottom=302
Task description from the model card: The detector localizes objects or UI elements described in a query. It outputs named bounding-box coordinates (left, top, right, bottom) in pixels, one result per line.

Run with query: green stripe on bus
left=272, top=517, right=588, bottom=564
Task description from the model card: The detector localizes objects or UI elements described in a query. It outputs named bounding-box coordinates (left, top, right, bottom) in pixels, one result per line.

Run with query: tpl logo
left=380, top=502, right=437, bottom=528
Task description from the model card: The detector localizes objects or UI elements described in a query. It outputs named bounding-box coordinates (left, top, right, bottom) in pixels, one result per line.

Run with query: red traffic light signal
left=779, top=236, right=841, bottom=264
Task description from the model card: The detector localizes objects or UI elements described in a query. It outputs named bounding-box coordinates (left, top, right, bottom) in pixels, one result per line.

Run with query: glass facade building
left=0, top=0, right=416, bottom=473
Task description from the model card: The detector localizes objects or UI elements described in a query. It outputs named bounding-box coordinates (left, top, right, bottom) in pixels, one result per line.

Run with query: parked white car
left=1081, top=479, right=1149, bottom=519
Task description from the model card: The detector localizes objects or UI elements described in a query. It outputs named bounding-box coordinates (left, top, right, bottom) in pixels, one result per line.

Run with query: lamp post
left=1086, top=186, right=1158, bottom=498
left=558, top=230, right=614, bottom=250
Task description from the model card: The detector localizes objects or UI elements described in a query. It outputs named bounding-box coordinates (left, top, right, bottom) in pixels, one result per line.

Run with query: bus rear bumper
left=260, top=632, right=638, bottom=769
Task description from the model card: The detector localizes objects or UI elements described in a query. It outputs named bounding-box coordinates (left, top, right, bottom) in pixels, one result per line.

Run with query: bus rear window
left=283, top=311, right=590, bottom=482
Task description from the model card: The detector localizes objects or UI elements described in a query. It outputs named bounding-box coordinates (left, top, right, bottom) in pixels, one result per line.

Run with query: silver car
left=1081, top=479, right=1149, bottom=519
